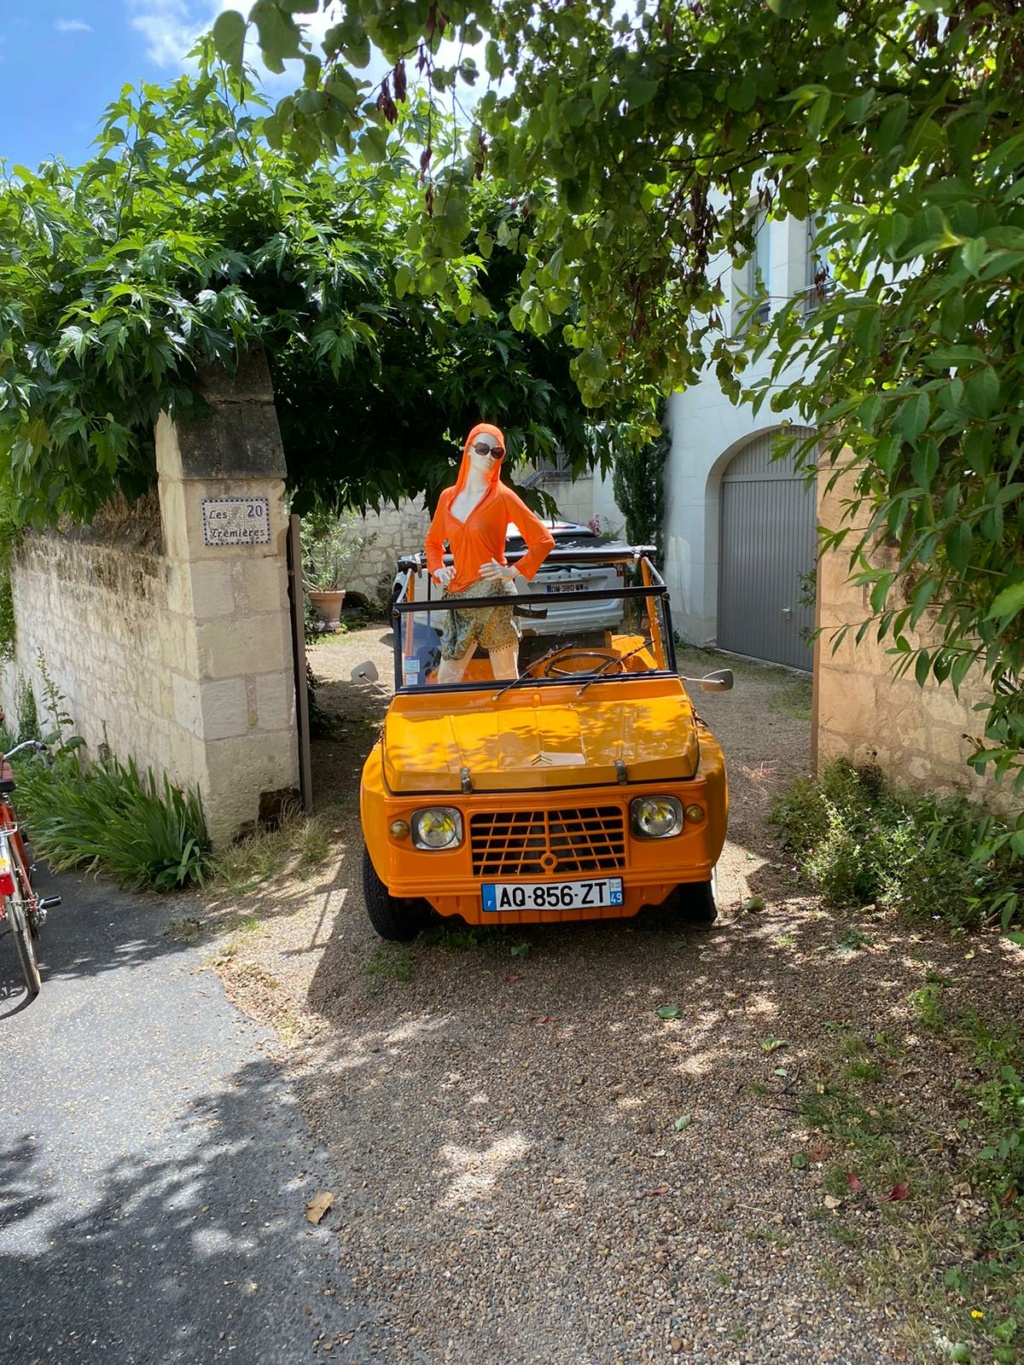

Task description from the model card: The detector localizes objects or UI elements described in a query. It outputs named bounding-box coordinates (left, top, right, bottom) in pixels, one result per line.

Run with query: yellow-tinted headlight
left=684, top=804, right=706, bottom=823
left=410, top=807, right=463, bottom=850
left=630, top=796, right=683, bottom=839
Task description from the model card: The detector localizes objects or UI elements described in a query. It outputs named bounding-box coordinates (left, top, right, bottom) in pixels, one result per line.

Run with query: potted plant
left=301, top=513, right=375, bottom=629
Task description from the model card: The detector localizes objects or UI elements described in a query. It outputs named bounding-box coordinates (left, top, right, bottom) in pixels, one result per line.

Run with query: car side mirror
left=680, top=668, right=734, bottom=692
left=351, top=660, right=379, bottom=684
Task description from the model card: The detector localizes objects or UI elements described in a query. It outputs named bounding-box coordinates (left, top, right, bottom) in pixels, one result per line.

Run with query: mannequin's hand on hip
left=478, top=559, right=517, bottom=581
left=433, top=565, right=455, bottom=587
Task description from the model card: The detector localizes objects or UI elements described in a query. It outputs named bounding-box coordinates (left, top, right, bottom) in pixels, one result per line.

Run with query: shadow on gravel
left=0, top=1058, right=377, bottom=1365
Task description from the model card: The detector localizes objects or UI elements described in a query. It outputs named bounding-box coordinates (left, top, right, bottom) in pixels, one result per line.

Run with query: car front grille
left=470, top=806, right=626, bottom=877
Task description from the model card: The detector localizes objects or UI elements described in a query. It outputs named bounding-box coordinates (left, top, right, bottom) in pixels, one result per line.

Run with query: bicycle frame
left=0, top=740, right=59, bottom=999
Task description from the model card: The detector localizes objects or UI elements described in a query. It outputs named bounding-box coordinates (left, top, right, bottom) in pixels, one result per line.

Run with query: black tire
left=13, top=844, right=40, bottom=940
left=682, top=869, right=718, bottom=925
left=362, top=846, right=428, bottom=942
left=9, top=896, right=40, bottom=997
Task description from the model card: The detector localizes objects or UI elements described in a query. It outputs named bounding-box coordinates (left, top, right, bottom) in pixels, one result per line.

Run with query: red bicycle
left=1, top=740, right=61, bottom=998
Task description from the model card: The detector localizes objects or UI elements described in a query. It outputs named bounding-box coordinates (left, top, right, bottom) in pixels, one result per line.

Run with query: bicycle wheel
left=8, top=895, right=40, bottom=997
left=10, top=839, right=39, bottom=941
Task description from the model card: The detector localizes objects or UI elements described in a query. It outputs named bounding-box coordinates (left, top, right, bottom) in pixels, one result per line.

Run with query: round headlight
left=411, top=807, right=463, bottom=850
left=630, top=796, right=683, bottom=839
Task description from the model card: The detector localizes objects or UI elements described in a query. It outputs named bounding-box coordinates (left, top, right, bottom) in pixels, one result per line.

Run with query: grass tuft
left=212, top=812, right=335, bottom=893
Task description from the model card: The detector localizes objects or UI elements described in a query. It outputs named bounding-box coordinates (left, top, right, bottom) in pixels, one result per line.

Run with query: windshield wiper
left=575, top=641, right=652, bottom=697
left=491, top=647, right=563, bottom=700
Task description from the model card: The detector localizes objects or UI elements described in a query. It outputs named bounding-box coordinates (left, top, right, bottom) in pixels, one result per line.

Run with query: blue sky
left=0, top=2, right=493, bottom=172
left=0, top=1, right=230, bottom=170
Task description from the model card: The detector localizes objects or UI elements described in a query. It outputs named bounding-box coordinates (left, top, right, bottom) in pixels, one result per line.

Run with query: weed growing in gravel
left=366, top=946, right=412, bottom=985
left=419, top=923, right=493, bottom=950
left=769, top=758, right=1024, bottom=930
left=910, top=982, right=948, bottom=1032
left=801, top=1007, right=1024, bottom=1364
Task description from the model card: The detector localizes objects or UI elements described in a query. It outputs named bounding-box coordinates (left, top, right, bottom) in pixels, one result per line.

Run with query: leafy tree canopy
left=0, top=49, right=637, bottom=528
left=219, top=0, right=1024, bottom=806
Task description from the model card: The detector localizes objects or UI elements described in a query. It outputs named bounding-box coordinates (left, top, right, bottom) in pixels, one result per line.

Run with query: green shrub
left=765, top=774, right=829, bottom=861
left=804, top=799, right=871, bottom=904
left=12, top=750, right=212, bottom=891
left=770, top=759, right=1024, bottom=929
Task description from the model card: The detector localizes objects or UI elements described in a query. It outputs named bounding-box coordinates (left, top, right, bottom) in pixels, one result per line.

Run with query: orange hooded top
left=424, top=423, right=556, bottom=595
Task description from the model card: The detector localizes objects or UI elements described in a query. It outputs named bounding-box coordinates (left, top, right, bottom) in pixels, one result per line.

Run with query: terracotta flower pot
left=308, top=589, right=346, bottom=628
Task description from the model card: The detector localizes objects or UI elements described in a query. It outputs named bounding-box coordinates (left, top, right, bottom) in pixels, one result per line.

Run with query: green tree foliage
left=612, top=403, right=668, bottom=564
left=220, top=0, right=1024, bottom=808
left=0, top=49, right=633, bottom=528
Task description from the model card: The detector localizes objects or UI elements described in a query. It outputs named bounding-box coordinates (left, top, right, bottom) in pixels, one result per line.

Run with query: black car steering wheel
left=541, top=649, right=624, bottom=678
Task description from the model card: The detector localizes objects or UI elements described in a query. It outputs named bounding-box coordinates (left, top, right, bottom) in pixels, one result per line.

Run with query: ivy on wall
left=0, top=521, right=19, bottom=664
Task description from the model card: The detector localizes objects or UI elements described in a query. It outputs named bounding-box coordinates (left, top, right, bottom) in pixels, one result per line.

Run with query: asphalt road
left=0, top=870, right=384, bottom=1365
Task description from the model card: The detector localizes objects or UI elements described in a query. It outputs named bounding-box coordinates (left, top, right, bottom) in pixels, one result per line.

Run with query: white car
left=392, top=522, right=636, bottom=638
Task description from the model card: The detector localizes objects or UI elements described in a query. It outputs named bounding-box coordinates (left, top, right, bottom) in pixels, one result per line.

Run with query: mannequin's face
left=468, top=434, right=504, bottom=474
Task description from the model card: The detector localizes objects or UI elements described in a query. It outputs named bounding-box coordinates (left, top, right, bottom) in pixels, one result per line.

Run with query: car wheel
left=682, top=868, right=718, bottom=925
left=362, top=846, right=428, bottom=941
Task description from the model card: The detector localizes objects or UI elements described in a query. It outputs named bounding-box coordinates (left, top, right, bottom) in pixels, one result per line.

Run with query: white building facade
left=588, top=214, right=821, bottom=670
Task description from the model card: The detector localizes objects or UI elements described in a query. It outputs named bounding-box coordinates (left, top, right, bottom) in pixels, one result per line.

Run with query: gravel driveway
left=202, top=624, right=1021, bottom=1365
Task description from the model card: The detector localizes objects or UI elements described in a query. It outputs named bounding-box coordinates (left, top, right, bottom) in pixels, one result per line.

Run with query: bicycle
left=0, top=740, right=61, bottom=999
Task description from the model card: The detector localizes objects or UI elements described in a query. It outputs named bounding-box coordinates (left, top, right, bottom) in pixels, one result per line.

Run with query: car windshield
left=391, top=550, right=677, bottom=692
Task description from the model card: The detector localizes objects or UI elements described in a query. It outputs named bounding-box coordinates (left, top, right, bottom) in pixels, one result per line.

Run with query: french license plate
left=481, top=877, right=624, bottom=913
left=545, top=580, right=589, bottom=593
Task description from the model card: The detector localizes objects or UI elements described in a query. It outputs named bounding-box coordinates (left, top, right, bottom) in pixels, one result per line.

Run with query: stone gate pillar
left=155, top=348, right=298, bottom=846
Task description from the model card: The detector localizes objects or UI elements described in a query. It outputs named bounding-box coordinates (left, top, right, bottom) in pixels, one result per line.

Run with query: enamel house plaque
left=201, top=497, right=271, bottom=547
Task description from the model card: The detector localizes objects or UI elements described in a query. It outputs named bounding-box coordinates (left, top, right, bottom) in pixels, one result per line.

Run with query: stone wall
left=2, top=525, right=175, bottom=769
left=343, top=499, right=431, bottom=605
left=815, top=467, right=1020, bottom=815
left=0, top=350, right=300, bottom=847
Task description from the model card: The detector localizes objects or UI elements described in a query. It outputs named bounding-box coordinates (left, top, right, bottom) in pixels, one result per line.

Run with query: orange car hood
left=381, top=687, right=700, bottom=793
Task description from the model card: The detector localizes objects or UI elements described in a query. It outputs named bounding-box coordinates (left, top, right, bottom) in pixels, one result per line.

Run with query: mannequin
left=425, top=423, right=555, bottom=681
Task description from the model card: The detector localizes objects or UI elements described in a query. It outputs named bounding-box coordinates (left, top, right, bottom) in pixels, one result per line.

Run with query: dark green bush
left=769, top=759, right=1023, bottom=929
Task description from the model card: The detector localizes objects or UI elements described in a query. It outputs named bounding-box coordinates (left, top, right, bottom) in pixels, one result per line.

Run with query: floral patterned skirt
left=440, top=577, right=520, bottom=659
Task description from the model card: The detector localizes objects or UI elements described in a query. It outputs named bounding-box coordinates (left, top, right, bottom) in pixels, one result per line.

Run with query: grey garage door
left=718, top=429, right=817, bottom=671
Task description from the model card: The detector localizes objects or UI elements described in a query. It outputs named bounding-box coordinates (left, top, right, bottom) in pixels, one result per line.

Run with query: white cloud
left=126, top=0, right=223, bottom=69
left=124, top=0, right=341, bottom=85
left=55, top=19, right=94, bottom=33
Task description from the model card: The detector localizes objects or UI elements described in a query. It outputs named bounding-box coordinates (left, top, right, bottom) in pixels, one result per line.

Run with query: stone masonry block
left=237, top=556, right=290, bottom=615
left=169, top=729, right=206, bottom=789
left=165, top=561, right=194, bottom=616
left=177, top=481, right=289, bottom=565
left=255, top=672, right=295, bottom=733
left=817, top=664, right=877, bottom=723
left=199, top=676, right=251, bottom=741
left=159, top=614, right=200, bottom=676
left=176, top=405, right=287, bottom=481
left=159, top=475, right=190, bottom=563
left=196, top=346, right=274, bottom=405
left=189, top=560, right=236, bottom=620
left=928, top=726, right=976, bottom=767
left=172, top=673, right=203, bottom=735
left=203, top=731, right=300, bottom=846
left=196, top=615, right=291, bottom=681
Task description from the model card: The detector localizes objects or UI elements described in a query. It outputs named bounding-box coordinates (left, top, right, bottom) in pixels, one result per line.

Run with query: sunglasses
left=472, top=441, right=505, bottom=460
